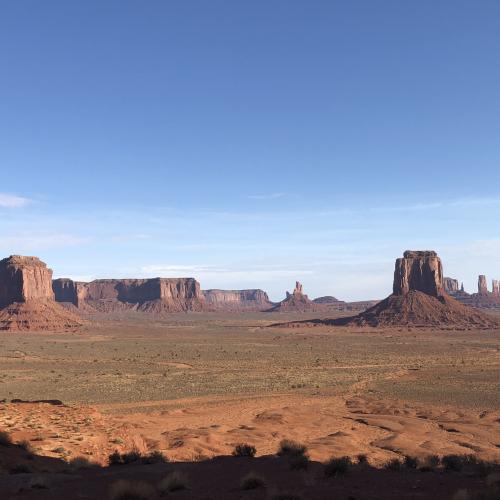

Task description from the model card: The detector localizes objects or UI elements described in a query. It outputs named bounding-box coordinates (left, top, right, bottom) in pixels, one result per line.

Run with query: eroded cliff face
left=0, top=256, right=54, bottom=308
left=268, top=281, right=324, bottom=312
left=0, top=256, right=83, bottom=331
left=203, top=289, right=272, bottom=311
left=443, top=277, right=460, bottom=294
left=478, top=275, right=489, bottom=295
left=393, top=251, right=444, bottom=297
left=53, top=278, right=205, bottom=313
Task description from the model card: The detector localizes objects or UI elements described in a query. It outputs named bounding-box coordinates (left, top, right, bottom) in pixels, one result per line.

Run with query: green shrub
left=232, top=443, right=256, bottom=457
left=324, top=456, right=352, bottom=477
left=240, top=471, right=266, bottom=490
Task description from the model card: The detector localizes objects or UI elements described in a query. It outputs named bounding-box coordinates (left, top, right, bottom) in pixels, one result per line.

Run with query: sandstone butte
left=335, top=250, right=500, bottom=328
left=0, top=255, right=83, bottom=331
left=267, top=281, right=327, bottom=312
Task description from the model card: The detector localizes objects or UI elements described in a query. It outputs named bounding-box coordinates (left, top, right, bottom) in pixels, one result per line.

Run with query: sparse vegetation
left=443, top=454, right=467, bottom=472
left=240, top=471, right=266, bottom=490
left=232, top=443, right=256, bottom=457
left=288, top=452, right=309, bottom=470
left=403, top=455, right=418, bottom=469
left=324, top=456, right=352, bottom=477
left=109, top=479, right=155, bottom=500
left=0, top=430, right=12, bottom=446
left=277, top=439, right=307, bottom=457
left=385, top=458, right=402, bottom=471
left=143, top=450, right=168, bottom=464
left=158, top=471, right=189, bottom=494
left=69, top=456, right=96, bottom=470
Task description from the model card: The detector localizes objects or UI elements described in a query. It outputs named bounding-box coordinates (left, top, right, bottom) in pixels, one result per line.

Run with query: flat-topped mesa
left=478, top=275, right=489, bottom=295
left=203, top=289, right=272, bottom=311
left=0, top=255, right=83, bottom=331
left=53, top=277, right=205, bottom=313
left=393, top=250, right=444, bottom=297
left=443, top=277, right=460, bottom=295
left=0, top=255, right=54, bottom=308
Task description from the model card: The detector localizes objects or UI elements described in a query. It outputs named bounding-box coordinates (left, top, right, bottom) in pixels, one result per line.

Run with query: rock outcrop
left=393, top=251, right=443, bottom=297
left=0, top=256, right=83, bottom=331
left=493, top=280, right=500, bottom=297
left=443, top=277, right=460, bottom=295
left=478, top=275, right=489, bottom=295
left=203, top=289, right=272, bottom=311
left=267, top=281, right=324, bottom=312
left=53, top=277, right=205, bottom=313
left=313, top=296, right=342, bottom=304
left=334, top=251, right=499, bottom=328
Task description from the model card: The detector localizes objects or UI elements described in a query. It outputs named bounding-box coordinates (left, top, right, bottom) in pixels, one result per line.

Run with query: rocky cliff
left=0, top=255, right=54, bottom=308
left=203, top=289, right=272, bottom=311
left=478, top=275, right=489, bottom=295
left=393, top=251, right=444, bottom=297
left=53, top=277, right=205, bottom=313
left=0, top=256, right=83, bottom=331
left=443, top=277, right=460, bottom=295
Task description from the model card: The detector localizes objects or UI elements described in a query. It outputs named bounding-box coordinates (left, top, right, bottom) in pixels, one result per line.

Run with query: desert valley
left=1, top=251, right=500, bottom=500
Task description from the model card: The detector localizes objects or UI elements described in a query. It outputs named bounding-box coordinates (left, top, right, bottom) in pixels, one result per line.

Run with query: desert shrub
left=357, top=454, right=369, bottom=465
left=240, top=471, right=266, bottom=490
left=422, top=454, right=440, bottom=470
left=10, top=463, right=33, bottom=474
left=69, top=456, right=95, bottom=470
left=18, top=440, right=33, bottom=453
left=385, top=458, right=402, bottom=471
left=158, top=471, right=189, bottom=494
left=270, top=493, right=304, bottom=500
left=277, top=440, right=307, bottom=457
left=443, top=454, right=467, bottom=472
left=324, top=456, right=352, bottom=477
left=108, top=449, right=143, bottom=466
left=232, top=443, right=256, bottom=457
left=109, top=479, right=155, bottom=500
left=288, top=452, right=309, bottom=471
left=28, top=475, right=49, bottom=489
left=121, top=449, right=141, bottom=464
left=0, top=431, right=12, bottom=446
left=403, top=455, right=418, bottom=469
left=109, top=450, right=123, bottom=466
left=142, top=450, right=168, bottom=464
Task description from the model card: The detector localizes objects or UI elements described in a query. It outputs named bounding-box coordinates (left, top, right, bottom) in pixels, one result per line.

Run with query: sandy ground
left=1, top=311, right=500, bottom=497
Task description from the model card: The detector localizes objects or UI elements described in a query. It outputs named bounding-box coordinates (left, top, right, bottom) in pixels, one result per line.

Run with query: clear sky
left=1, top=1, right=499, bottom=301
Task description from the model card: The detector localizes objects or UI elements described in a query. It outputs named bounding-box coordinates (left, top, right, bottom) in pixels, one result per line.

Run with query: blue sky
left=1, top=1, right=499, bottom=301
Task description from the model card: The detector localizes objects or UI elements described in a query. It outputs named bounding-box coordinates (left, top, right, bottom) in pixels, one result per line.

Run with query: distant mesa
left=53, top=277, right=205, bottom=313
left=0, top=256, right=83, bottom=331
left=267, top=281, right=325, bottom=312
left=443, top=274, right=500, bottom=310
left=313, top=295, right=342, bottom=304
left=203, top=289, right=273, bottom=311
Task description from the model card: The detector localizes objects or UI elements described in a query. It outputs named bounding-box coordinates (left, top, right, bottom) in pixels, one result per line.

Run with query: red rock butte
left=335, top=250, right=499, bottom=329
left=0, top=255, right=83, bottom=331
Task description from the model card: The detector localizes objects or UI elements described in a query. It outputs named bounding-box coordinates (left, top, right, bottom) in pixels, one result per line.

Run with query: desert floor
left=1, top=311, right=500, bottom=498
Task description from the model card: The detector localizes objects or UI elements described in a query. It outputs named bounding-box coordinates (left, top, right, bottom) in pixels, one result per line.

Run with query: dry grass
left=158, top=471, right=189, bottom=494
left=109, top=479, right=155, bottom=500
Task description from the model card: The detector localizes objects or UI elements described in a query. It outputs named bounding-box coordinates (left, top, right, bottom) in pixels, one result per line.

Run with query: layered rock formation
left=493, top=280, right=500, bottom=296
left=393, top=251, right=443, bottom=297
left=0, top=256, right=83, bottom=331
left=53, top=277, right=205, bottom=313
left=203, top=289, right=272, bottom=311
left=267, top=281, right=324, bottom=312
left=443, top=277, right=460, bottom=295
left=336, top=251, right=499, bottom=328
left=478, top=275, right=489, bottom=295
